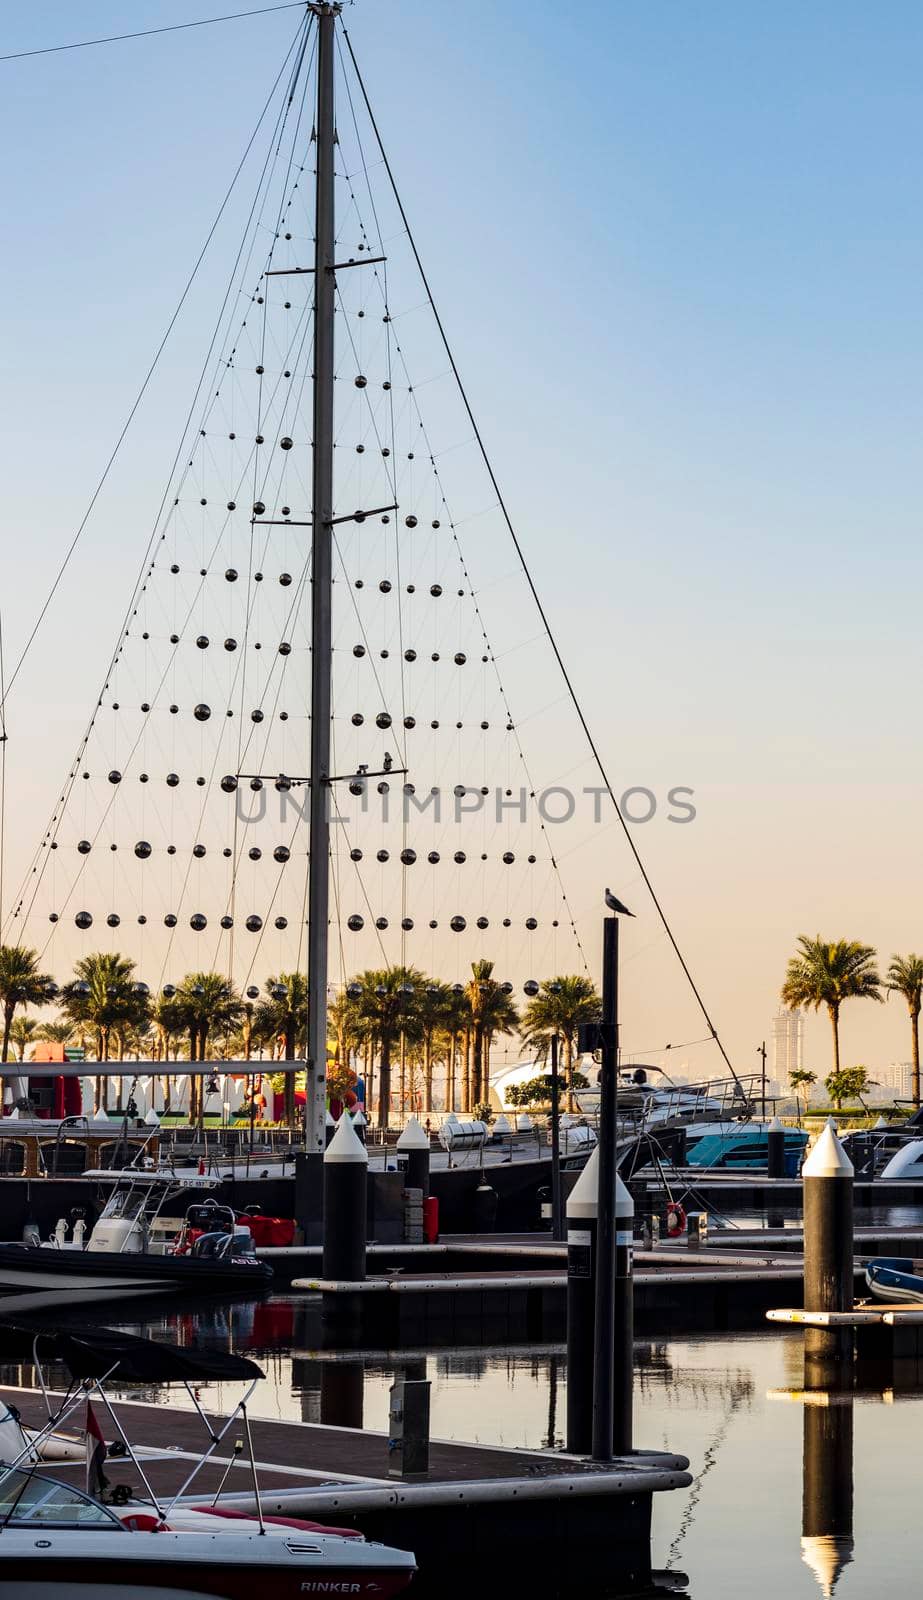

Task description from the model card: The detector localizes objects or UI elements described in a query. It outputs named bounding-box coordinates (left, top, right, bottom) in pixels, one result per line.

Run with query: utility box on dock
left=388, top=1378, right=431, bottom=1479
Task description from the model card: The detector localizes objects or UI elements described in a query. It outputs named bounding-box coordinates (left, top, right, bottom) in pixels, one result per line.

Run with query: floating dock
left=287, top=1240, right=861, bottom=1343
left=767, top=1301, right=923, bottom=1376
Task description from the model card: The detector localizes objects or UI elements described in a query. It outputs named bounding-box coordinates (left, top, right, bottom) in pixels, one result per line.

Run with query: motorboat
left=0, top=1173, right=274, bottom=1302
left=840, top=1107, right=923, bottom=1177
left=865, top=1257, right=923, bottom=1304
left=684, top=1122, right=808, bottom=1175
left=0, top=1324, right=416, bottom=1596
left=574, top=1065, right=760, bottom=1129
left=876, top=1138, right=923, bottom=1181
left=0, top=1480, right=415, bottom=1599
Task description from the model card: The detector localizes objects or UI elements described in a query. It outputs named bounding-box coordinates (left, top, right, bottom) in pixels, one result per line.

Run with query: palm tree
left=465, top=961, right=519, bottom=1109
left=781, top=936, right=882, bottom=1077
left=354, top=968, right=425, bottom=1128
left=175, top=973, right=242, bottom=1062
left=9, top=1016, right=39, bottom=1062
left=34, top=1019, right=75, bottom=1045
left=62, top=952, right=141, bottom=1061
left=520, top=975, right=602, bottom=1110
left=152, top=994, right=184, bottom=1063
left=886, top=953, right=923, bottom=1107
left=439, top=986, right=470, bottom=1113
left=417, top=982, right=453, bottom=1113
left=174, top=974, right=242, bottom=1124
left=62, top=951, right=149, bottom=1110
left=0, top=945, right=56, bottom=1064
left=254, top=973, right=307, bottom=1125
left=329, top=987, right=363, bottom=1069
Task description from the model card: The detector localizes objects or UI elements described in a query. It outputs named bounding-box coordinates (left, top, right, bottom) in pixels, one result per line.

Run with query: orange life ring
left=666, top=1202, right=686, bottom=1235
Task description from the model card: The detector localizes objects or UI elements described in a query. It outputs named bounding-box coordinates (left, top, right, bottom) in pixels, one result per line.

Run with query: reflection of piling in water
left=320, top=1361, right=364, bottom=1429
left=291, top=1357, right=322, bottom=1423
left=801, top=1393, right=854, bottom=1597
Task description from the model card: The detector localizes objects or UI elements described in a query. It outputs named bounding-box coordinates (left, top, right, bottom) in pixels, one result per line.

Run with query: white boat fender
left=0, top=1403, right=35, bottom=1466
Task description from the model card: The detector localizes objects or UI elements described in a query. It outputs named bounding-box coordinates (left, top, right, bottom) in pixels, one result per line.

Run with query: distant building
left=873, top=1061, right=914, bottom=1101
left=772, top=1008, right=804, bottom=1082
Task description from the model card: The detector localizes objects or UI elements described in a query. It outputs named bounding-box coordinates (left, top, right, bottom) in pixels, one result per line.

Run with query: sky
left=1, top=0, right=923, bottom=1082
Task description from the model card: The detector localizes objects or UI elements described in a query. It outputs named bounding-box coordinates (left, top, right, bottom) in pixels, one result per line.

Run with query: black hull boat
left=0, top=1241, right=271, bottom=1300
left=0, top=1176, right=273, bottom=1302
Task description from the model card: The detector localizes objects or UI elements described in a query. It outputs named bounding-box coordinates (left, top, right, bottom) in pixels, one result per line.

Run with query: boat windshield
left=0, top=1467, right=124, bottom=1529
left=100, top=1185, right=149, bottom=1222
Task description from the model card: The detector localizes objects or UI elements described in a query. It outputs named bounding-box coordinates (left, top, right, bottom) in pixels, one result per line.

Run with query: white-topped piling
left=397, top=1115, right=431, bottom=1196
left=803, top=1121, right=854, bottom=1378
left=322, top=1109, right=368, bottom=1285
left=565, top=1147, right=634, bottom=1455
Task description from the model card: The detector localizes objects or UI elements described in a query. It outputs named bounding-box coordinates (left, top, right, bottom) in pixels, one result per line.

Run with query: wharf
left=5, top=1163, right=923, bottom=1244
left=5, top=1386, right=690, bottom=1591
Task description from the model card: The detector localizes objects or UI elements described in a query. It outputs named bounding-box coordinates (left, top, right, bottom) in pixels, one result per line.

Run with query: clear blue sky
left=3, top=0, right=923, bottom=1075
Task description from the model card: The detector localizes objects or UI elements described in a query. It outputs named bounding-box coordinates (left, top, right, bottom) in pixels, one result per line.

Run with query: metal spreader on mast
left=306, top=0, right=339, bottom=1156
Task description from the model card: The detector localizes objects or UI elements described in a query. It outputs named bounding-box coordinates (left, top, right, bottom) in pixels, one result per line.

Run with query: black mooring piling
left=322, top=1111, right=368, bottom=1284
left=397, top=1116, right=431, bottom=1197
left=612, top=1171, right=634, bottom=1455
left=767, top=1115, right=786, bottom=1179
left=564, top=1142, right=634, bottom=1456
left=566, top=1146, right=598, bottom=1454
left=803, top=1120, right=854, bottom=1381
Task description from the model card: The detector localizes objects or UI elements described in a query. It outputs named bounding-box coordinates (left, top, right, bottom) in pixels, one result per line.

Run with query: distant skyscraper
left=875, top=1061, right=913, bottom=1100
left=772, top=1008, right=804, bottom=1081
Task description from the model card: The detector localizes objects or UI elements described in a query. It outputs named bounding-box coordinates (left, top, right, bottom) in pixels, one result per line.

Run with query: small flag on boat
left=85, top=1400, right=108, bottom=1496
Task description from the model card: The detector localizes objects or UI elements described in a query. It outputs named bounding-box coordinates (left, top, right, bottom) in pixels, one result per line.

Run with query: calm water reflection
left=6, top=1298, right=917, bottom=1598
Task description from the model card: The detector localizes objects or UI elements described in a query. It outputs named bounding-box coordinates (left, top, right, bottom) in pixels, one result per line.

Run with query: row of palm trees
left=781, top=936, right=923, bottom=1104
left=0, top=944, right=602, bottom=1127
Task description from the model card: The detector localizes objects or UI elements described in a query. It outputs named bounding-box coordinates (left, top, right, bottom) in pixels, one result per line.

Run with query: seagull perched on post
left=605, top=888, right=634, bottom=917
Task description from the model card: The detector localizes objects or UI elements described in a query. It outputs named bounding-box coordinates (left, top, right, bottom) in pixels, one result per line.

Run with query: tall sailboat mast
left=306, top=1, right=339, bottom=1155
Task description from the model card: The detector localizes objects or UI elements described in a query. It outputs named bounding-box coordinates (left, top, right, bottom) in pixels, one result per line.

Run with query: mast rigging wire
left=340, top=21, right=743, bottom=1091
left=0, top=4, right=306, bottom=64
